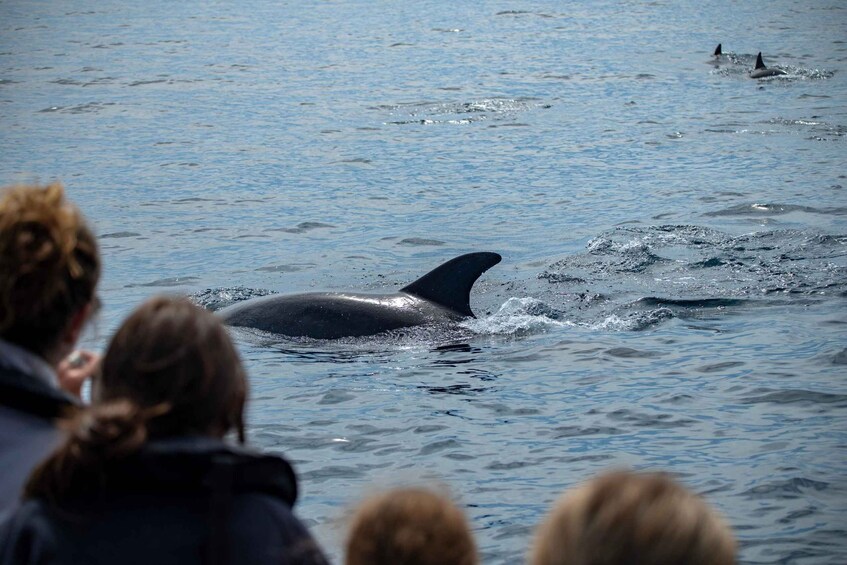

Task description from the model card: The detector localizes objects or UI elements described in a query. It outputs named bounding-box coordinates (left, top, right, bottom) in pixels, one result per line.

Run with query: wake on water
left=193, top=225, right=846, bottom=341
left=709, top=49, right=836, bottom=81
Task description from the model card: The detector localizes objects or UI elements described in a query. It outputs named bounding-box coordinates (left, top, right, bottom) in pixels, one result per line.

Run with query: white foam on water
left=461, top=297, right=573, bottom=336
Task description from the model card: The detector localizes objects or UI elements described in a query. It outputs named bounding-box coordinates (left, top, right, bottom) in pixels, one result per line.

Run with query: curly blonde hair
left=530, top=470, right=736, bottom=565
left=0, top=182, right=100, bottom=355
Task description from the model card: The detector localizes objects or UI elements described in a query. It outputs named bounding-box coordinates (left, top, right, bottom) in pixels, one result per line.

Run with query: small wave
left=741, top=389, right=847, bottom=407
left=538, top=272, right=587, bottom=284
left=126, top=276, right=199, bottom=288
left=604, top=347, right=663, bottom=359
left=690, top=257, right=728, bottom=268
left=766, top=66, right=836, bottom=81
left=100, top=231, right=141, bottom=239
left=705, top=117, right=845, bottom=140
left=191, top=286, right=275, bottom=311
left=461, top=297, right=571, bottom=336
left=255, top=264, right=307, bottom=273
left=397, top=238, right=445, bottom=247
left=381, top=97, right=548, bottom=127
left=704, top=203, right=821, bottom=216
left=37, top=101, right=117, bottom=114
left=385, top=117, right=482, bottom=125
left=269, top=221, right=334, bottom=234
left=422, top=383, right=490, bottom=396
left=50, top=78, right=84, bottom=86
left=696, top=361, right=744, bottom=373
left=636, top=297, right=748, bottom=309
left=585, top=236, right=667, bottom=273
left=550, top=425, right=623, bottom=438
left=591, top=309, right=674, bottom=331
left=541, top=225, right=847, bottom=308
left=606, top=408, right=696, bottom=428
left=741, top=477, right=829, bottom=499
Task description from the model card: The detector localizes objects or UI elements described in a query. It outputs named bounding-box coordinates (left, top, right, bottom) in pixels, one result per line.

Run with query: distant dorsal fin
left=400, top=252, right=501, bottom=317
left=755, top=52, right=766, bottom=70
left=714, top=43, right=722, bottom=56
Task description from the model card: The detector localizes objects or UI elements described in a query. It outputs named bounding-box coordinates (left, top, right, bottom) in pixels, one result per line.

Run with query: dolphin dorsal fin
left=714, top=43, right=722, bottom=56
left=400, top=252, right=501, bottom=317
left=755, top=52, right=766, bottom=70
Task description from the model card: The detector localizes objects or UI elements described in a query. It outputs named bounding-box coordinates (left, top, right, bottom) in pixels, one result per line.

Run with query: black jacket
left=0, top=437, right=328, bottom=565
left=0, top=365, right=77, bottom=516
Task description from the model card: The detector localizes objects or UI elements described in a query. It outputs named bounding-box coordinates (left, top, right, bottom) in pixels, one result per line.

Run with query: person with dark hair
left=0, top=296, right=328, bottom=565
left=529, top=469, right=737, bottom=565
left=0, top=182, right=101, bottom=514
left=345, top=486, right=478, bottom=565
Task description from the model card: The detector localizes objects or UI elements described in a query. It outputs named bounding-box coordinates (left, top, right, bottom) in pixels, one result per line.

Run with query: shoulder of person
left=229, top=492, right=329, bottom=565
left=0, top=499, right=71, bottom=564
left=137, top=437, right=299, bottom=506
left=0, top=366, right=77, bottom=420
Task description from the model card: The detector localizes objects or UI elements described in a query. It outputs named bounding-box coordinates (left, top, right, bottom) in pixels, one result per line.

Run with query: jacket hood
left=45, top=436, right=299, bottom=509
left=132, top=437, right=299, bottom=506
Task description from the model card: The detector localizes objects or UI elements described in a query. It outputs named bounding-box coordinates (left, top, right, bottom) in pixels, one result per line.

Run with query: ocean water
left=1, top=0, right=846, bottom=563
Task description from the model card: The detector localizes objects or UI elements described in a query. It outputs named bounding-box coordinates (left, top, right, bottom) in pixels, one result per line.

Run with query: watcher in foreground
left=0, top=296, right=327, bottom=565
left=346, top=486, right=478, bottom=565
left=0, top=183, right=101, bottom=515
left=530, top=470, right=736, bottom=565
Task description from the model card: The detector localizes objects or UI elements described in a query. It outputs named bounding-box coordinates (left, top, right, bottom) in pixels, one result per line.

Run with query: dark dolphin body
left=218, top=252, right=502, bottom=339
left=750, top=52, right=786, bottom=78
left=710, top=43, right=726, bottom=66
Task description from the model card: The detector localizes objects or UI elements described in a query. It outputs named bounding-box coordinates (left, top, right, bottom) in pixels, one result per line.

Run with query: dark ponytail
left=25, top=400, right=166, bottom=504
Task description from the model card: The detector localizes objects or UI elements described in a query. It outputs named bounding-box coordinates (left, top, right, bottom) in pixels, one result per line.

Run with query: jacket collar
left=91, top=436, right=299, bottom=507
left=0, top=338, right=58, bottom=389
left=0, top=364, right=78, bottom=420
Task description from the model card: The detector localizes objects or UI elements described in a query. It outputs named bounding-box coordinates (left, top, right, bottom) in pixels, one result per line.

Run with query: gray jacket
left=0, top=366, right=77, bottom=517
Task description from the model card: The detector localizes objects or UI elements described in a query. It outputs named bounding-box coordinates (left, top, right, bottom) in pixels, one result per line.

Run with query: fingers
left=57, top=349, right=101, bottom=399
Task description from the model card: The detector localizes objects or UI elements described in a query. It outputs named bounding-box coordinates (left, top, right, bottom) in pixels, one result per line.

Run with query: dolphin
left=750, top=52, right=786, bottom=78
left=218, top=252, right=502, bottom=339
left=713, top=43, right=722, bottom=56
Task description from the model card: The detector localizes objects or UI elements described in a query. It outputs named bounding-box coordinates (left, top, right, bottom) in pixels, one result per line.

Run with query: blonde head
left=346, top=487, right=478, bottom=565
left=0, top=182, right=100, bottom=355
left=530, top=470, right=736, bottom=565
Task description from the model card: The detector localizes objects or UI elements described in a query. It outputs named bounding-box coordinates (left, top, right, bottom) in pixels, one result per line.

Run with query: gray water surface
left=2, top=1, right=846, bottom=563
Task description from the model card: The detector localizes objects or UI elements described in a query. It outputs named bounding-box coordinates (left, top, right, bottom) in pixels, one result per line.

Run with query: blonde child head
left=346, top=486, right=478, bottom=565
left=530, top=470, right=736, bottom=565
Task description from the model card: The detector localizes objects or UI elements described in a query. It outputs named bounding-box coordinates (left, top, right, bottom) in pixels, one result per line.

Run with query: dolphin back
left=400, top=252, right=501, bottom=318
left=750, top=52, right=785, bottom=78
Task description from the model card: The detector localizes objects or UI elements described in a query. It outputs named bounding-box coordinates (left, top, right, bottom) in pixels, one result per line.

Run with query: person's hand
left=57, top=350, right=101, bottom=399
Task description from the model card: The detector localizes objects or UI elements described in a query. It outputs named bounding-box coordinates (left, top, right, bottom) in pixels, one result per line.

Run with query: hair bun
left=69, top=400, right=150, bottom=459
left=1, top=182, right=81, bottom=278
